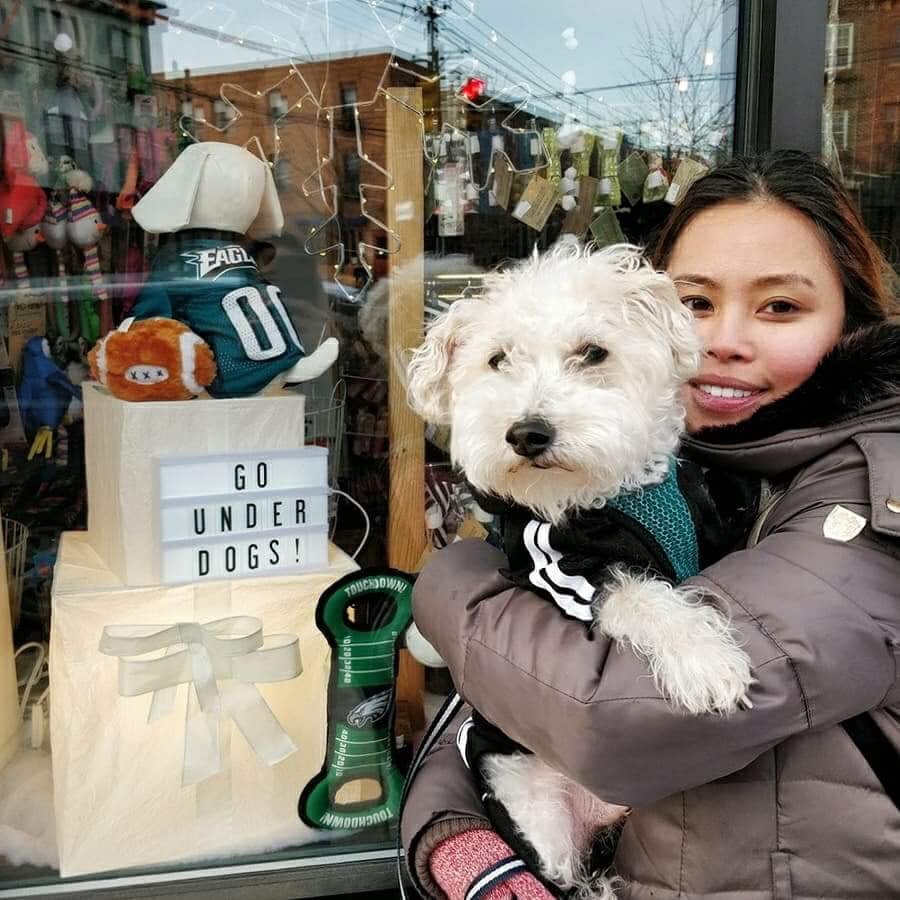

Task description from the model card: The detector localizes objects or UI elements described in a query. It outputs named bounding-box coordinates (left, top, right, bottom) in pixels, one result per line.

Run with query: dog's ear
left=602, top=245, right=700, bottom=381
left=406, top=299, right=474, bottom=424
left=632, top=273, right=700, bottom=381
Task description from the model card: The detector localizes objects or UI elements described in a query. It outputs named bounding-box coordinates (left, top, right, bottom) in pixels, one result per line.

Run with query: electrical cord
left=330, top=488, right=371, bottom=559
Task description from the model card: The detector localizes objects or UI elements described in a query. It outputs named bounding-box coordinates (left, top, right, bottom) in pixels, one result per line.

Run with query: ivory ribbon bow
left=99, top=616, right=301, bottom=785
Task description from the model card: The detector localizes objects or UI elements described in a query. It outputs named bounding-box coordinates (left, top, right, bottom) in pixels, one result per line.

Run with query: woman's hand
left=429, top=827, right=555, bottom=900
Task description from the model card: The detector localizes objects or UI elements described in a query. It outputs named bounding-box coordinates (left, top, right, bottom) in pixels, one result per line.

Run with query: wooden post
left=385, top=87, right=426, bottom=731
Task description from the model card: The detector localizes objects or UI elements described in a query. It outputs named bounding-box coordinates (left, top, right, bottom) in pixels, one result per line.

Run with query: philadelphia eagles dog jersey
left=132, top=230, right=304, bottom=397
left=489, top=457, right=713, bottom=621
left=459, top=458, right=732, bottom=893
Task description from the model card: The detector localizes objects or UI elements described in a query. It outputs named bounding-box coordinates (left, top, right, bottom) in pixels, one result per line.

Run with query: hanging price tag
left=512, top=176, right=559, bottom=231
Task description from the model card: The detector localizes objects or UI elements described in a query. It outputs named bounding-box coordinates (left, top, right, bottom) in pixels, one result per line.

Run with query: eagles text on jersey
left=132, top=234, right=305, bottom=397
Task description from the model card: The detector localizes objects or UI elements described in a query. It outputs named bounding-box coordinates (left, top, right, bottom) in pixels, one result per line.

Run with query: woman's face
left=667, top=199, right=846, bottom=432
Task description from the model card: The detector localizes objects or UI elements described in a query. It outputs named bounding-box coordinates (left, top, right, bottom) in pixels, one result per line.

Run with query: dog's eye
left=579, top=344, right=608, bottom=365
left=488, top=351, right=506, bottom=370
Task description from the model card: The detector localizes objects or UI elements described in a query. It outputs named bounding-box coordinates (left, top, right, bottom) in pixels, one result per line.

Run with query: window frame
left=832, top=107, right=852, bottom=151
left=827, top=21, right=854, bottom=72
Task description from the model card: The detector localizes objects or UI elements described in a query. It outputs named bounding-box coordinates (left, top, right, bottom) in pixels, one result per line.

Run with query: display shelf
left=0, top=845, right=400, bottom=898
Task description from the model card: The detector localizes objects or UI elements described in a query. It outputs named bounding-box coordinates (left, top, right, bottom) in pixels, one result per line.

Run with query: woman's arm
left=400, top=706, right=491, bottom=897
left=412, top=472, right=898, bottom=807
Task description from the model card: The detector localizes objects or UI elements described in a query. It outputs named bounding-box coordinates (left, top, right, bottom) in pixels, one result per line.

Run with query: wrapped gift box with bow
left=48, top=331, right=361, bottom=875
left=50, top=532, right=357, bottom=876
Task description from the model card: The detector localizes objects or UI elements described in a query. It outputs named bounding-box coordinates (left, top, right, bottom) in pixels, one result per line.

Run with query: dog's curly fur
left=408, top=243, right=700, bottom=525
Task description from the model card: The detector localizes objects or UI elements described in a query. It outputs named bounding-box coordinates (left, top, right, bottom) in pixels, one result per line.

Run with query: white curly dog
left=405, top=244, right=752, bottom=898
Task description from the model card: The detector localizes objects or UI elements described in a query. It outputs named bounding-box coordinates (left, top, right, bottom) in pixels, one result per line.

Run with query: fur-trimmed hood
left=684, top=321, right=900, bottom=478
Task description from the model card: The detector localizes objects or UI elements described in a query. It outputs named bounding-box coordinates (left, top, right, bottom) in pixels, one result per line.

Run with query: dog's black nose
left=506, top=418, right=556, bottom=458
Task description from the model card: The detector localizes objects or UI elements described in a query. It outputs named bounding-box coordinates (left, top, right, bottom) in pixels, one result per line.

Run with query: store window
left=823, top=0, right=900, bottom=265
left=0, top=0, right=741, bottom=892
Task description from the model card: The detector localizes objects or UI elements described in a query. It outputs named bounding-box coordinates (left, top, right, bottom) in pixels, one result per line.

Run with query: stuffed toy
left=88, top=316, right=216, bottom=402
left=0, top=130, right=48, bottom=240
left=24, top=133, right=49, bottom=182
left=1, top=131, right=49, bottom=286
left=42, top=190, right=74, bottom=339
left=2, top=117, right=30, bottom=172
left=18, top=336, right=82, bottom=460
left=42, top=162, right=103, bottom=345
left=6, top=221, right=45, bottom=286
left=42, top=194, right=68, bottom=269
left=65, top=169, right=112, bottom=337
left=129, top=141, right=338, bottom=398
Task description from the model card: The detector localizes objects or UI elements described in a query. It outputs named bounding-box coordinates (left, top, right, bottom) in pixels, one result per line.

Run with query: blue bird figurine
left=18, top=336, right=82, bottom=460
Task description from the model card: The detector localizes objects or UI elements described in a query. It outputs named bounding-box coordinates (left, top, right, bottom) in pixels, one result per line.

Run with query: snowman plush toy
left=98, top=142, right=338, bottom=400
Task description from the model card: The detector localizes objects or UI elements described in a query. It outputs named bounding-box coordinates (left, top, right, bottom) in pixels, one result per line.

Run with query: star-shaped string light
left=281, top=0, right=417, bottom=297
left=178, top=67, right=317, bottom=163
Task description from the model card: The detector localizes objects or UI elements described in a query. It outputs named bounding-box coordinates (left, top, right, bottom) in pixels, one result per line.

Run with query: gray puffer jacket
left=400, top=323, right=900, bottom=899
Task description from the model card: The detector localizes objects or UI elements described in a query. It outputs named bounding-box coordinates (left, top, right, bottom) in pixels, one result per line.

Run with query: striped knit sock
left=429, top=828, right=554, bottom=900
left=81, top=244, right=108, bottom=301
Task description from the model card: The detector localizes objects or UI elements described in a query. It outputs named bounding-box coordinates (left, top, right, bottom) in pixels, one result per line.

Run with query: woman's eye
left=681, top=296, right=713, bottom=313
left=488, top=351, right=506, bottom=370
left=763, top=299, right=799, bottom=314
left=579, top=344, right=608, bottom=365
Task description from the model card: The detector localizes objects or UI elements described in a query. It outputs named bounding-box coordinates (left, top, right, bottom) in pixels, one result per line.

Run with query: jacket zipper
left=746, top=485, right=786, bottom=549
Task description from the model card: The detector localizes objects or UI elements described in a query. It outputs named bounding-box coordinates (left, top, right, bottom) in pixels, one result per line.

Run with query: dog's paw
left=596, top=573, right=752, bottom=716
left=579, top=872, right=623, bottom=900
left=651, top=607, right=753, bottom=715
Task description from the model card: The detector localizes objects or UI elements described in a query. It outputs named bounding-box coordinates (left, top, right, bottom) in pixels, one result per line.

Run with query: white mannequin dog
left=133, top=142, right=338, bottom=387
left=406, top=243, right=752, bottom=898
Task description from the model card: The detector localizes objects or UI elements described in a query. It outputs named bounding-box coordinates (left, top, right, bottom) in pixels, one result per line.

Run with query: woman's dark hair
left=651, top=150, right=899, bottom=327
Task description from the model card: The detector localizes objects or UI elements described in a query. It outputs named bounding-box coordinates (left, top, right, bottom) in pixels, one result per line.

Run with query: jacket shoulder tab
left=853, top=433, right=900, bottom=538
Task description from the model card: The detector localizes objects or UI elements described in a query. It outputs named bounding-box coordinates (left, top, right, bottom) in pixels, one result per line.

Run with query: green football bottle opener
left=299, top=568, right=414, bottom=829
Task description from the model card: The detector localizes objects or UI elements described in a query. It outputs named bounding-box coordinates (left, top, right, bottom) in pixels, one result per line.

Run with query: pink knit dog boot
left=429, top=828, right=555, bottom=900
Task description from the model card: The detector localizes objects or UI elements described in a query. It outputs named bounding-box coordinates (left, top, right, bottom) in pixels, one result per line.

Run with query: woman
left=399, top=151, right=900, bottom=900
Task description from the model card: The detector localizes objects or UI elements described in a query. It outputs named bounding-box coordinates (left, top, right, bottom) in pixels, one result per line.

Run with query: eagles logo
left=181, top=245, right=257, bottom=280
left=346, top=689, right=392, bottom=728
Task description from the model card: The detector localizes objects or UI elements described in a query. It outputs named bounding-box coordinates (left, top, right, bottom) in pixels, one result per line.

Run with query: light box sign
left=157, top=447, right=330, bottom=584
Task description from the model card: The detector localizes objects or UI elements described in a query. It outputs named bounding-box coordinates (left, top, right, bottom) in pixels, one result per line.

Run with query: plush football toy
left=88, top=317, right=217, bottom=402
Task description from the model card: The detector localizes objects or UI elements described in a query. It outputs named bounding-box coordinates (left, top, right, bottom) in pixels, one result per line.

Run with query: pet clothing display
left=129, top=142, right=338, bottom=397
left=131, top=232, right=305, bottom=397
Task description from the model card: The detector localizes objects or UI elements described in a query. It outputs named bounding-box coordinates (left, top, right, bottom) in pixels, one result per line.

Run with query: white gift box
left=50, top=531, right=357, bottom=877
left=83, top=383, right=307, bottom=587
